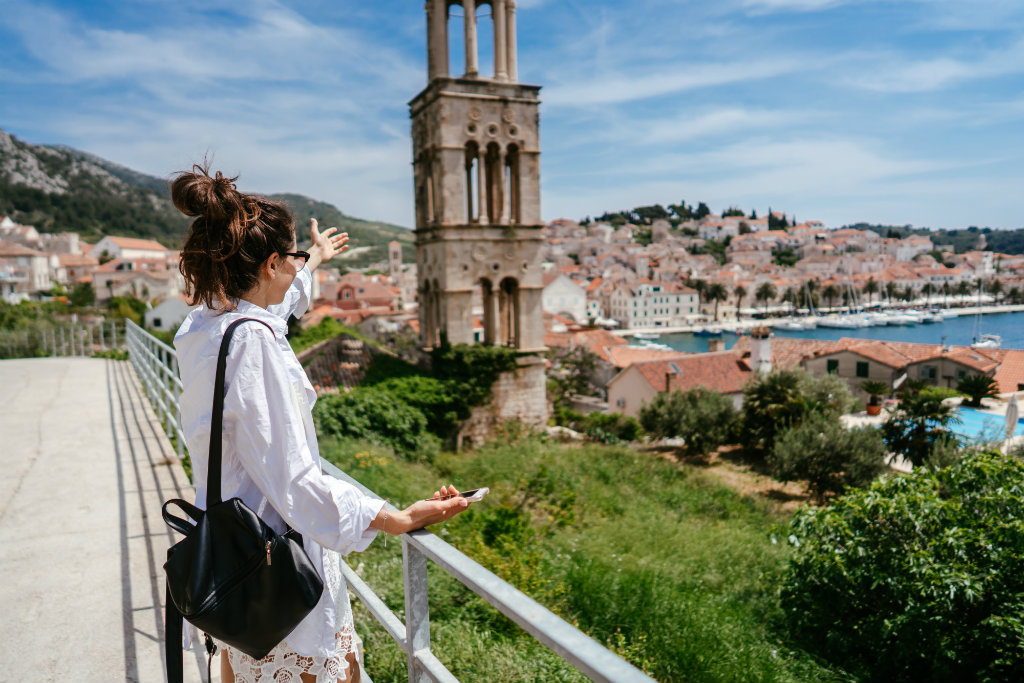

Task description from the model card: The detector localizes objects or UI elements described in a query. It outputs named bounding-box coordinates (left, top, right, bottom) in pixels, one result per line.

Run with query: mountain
left=0, top=127, right=413, bottom=265
left=0, top=127, right=189, bottom=245
left=269, top=194, right=413, bottom=267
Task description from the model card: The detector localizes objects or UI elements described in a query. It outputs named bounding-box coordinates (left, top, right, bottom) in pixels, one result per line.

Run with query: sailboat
left=970, top=277, right=1002, bottom=348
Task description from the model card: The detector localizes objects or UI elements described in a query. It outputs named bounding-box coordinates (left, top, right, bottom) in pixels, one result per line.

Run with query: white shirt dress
left=174, top=268, right=385, bottom=682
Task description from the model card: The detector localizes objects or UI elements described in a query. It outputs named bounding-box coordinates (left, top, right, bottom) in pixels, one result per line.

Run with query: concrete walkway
left=0, top=357, right=203, bottom=683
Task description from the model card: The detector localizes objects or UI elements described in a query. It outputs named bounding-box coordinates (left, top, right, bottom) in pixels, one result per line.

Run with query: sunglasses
left=285, top=251, right=311, bottom=270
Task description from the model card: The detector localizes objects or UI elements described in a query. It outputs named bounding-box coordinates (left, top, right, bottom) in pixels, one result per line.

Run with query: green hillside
left=0, top=127, right=413, bottom=264
left=271, top=193, right=414, bottom=268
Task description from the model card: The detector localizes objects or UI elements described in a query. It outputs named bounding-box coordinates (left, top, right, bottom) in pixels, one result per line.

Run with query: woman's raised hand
left=307, top=218, right=349, bottom=271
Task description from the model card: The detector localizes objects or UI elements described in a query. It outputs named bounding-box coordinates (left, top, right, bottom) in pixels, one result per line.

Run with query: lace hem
left=224, top=627, right=358, bottom=683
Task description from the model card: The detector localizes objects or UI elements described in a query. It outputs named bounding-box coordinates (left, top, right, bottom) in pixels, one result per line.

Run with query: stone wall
left=297, top=334, right=393, bottom=393
left=457, top=354, right=548, bottom=448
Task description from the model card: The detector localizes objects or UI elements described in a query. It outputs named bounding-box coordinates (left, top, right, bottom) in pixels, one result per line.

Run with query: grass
left=321, top=430, right=849, bottom=683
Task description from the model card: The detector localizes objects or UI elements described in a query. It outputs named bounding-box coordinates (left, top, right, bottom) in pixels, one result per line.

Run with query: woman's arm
left=223, top=325, right=383, bottom=553
left=368, top=486, right=470, bottom=535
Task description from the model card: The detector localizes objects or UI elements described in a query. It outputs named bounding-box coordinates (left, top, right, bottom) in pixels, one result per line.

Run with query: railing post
left=403, top=537, right=431, bottom=683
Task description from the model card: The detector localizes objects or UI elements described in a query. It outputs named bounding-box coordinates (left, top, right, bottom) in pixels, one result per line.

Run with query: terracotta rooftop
left=102, top=236, right=169, bottom=252
left=615, top=350, right=753, bottom=395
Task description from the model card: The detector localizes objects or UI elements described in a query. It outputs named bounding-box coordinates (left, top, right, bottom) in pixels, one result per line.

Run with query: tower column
left=507, top=1, right=518, bottom=82
left=463, top=0, right=479, bottom=77
left=499, top=148, right=509, bottom=224
left=427, top=0, right=449, bottom=80
left=493, top=0, right=508, bottom=81
left=477, top=147, right=488, bottom=225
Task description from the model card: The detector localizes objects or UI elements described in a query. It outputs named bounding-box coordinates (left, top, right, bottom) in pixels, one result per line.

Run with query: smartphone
left=427, top=487, right=489, bottom=503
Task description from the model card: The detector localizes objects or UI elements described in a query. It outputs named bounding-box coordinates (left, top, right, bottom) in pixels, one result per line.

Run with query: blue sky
left=1, top=0, right=1022, bottom=230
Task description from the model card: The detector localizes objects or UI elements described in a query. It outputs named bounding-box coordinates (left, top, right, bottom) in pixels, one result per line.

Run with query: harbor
left=613, top=304, right=1024, bottom=353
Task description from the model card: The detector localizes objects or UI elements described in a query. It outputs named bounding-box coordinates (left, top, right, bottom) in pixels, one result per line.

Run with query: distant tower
left=388, top=240, right=403, bottom=280
left=410, top=0, right=547, bottom=427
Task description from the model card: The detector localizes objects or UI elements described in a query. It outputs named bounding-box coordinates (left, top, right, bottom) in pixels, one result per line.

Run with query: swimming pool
left=953, top=406, right=1024, bottom=443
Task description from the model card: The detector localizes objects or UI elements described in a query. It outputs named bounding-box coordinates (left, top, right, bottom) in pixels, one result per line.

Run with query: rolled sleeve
left=223, top=325, right=382, bottom=553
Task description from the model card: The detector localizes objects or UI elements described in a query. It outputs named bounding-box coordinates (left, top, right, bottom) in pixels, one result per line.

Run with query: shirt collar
left=230, top=297, right=289, bottom=338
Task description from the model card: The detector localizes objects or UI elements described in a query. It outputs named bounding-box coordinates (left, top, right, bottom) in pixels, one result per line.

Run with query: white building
left=0, top=240, right=51, bottom=300
left=542, top=273, right=587, bottom=323
left=144, top=297, right=196, bottom=332
left=608, top=282, right=699, bottom=329
left=93, top=236, right=169, bottom=261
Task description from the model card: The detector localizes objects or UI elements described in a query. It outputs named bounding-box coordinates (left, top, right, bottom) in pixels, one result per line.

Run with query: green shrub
left=361, top=353, right=421, bottom=385
left=577, top=412, right=643, bottom=444
left=288, top=316, right=374, bottom=353
left=430, top=341, right=518, bottom=407
left=373, top=375, right=466, bottom=439
left=768, top=411, right=887, bottom=502
left=313, top=388, right=439, bottom=460
left=781, top=451, right=1024, bottom=683
left=69, top=281, right=96, bottom=308
left=919, top=385, right=962, bottom=401
left=742, top=369, right=856, bottom=451
left=639, top=387, right=738, bottom=455
left=93, top=349, right=129, bottom=360
left=107, top=295, right=146, bottom=324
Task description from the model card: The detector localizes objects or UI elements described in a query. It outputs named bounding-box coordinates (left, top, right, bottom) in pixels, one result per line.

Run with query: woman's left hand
left=307, top=218, right=349, bottom=272
left=375, top=485, right=470, bottom=535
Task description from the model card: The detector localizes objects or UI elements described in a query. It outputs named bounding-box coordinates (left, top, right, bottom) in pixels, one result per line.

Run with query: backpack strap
left=207, top=317, right=275, bottom=505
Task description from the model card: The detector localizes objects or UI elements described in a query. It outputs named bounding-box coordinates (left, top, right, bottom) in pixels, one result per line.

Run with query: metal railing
left=0, top=320, right=123, bottom=359
left=126, top=323, right=656, bottom=683
left=126, top=320, right=186, bottom=460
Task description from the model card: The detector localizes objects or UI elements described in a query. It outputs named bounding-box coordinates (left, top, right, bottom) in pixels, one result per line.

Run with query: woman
left=172, top=165, right=467, bottom=683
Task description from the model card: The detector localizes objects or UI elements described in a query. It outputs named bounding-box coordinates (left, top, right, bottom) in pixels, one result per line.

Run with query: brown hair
left=172, top=164, right=295, bottom=310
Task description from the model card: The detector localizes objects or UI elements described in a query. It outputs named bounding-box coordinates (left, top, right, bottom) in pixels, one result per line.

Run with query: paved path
left=0, top=357, right=203, bottom=683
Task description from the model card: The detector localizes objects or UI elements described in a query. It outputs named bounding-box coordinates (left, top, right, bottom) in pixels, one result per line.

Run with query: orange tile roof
left=619, top=350, right=753, bottom=394
left=605, top=346, right=691, bottom=368
left=544, top=328, right=628, bottom=364
left=103, top=236, right=169, bottom=251
left=993, top=350, right=1024, bottom=393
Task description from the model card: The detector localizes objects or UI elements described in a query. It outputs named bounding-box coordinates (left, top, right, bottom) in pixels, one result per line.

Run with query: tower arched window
left=498, top=276, right=520, bottom=347
left=485, top=142, right=503, bottom=224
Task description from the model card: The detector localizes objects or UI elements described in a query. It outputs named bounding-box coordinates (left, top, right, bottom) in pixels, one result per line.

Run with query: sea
left=645, top=310, right=1024, bottom=354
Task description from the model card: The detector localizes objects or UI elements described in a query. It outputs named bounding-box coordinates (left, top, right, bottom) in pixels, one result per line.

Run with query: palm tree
left=941, top=281, right=951, bottom=306
left=987, top=279, right=1003, bottom=304
left=1008, top=286, right=1022, bottom=304
left=688, top=278, right=707, bottom=309
left=882, top=392, right=959, bottom=468
left=706, top=283, right=729, bottom=321
left=755, top=282, right=777, bottom=316
left=864, top=277, right=879, bottom=305
left=956, top=280, right=972, bottom=302
left=822, top=284, right=841, bottom=312
left=957, top=374, right=1000, bottom=408
left=885, top=281, right=898, bottom=303
left=733, top=285, right=747, bottom=319
left=861, top=380, right=890, bottom=413
left=922, top=282, right=934, bottom=305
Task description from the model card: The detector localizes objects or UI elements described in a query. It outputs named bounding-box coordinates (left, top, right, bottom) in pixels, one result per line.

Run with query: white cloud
left=844, top=39, right=1024, bottom=93
left=545, top=58, right=805, bottom=107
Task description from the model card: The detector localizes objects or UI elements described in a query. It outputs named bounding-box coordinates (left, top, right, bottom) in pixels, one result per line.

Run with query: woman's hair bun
left=170, top=163, right=247, bottom=222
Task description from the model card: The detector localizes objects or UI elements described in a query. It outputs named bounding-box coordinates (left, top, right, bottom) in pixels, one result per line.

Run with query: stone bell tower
left=411, top=0, right=547, bottom=427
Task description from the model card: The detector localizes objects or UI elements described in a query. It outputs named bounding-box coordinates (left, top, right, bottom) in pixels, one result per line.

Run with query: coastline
left=611, top=303, right=1024, bottom=337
